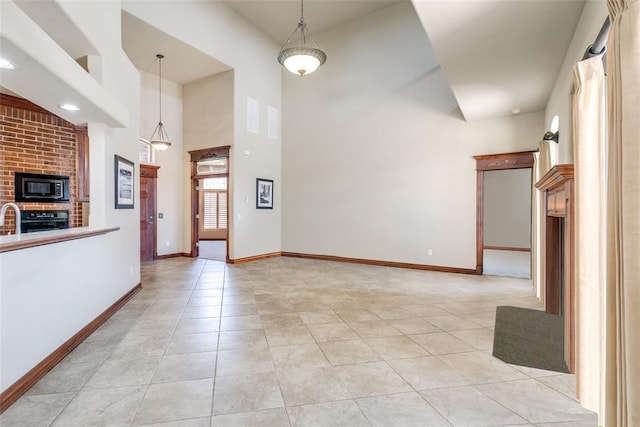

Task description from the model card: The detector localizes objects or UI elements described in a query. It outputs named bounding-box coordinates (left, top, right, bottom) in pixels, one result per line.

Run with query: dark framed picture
left=256, top=178, right=273, bottom=209
left=115, top=155, right=134, bottom=209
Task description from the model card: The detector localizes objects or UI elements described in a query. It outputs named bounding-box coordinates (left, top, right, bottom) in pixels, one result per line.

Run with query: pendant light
left=277, top=0, right=326, bottom=76
left=149, top=54, right=171, bottom=151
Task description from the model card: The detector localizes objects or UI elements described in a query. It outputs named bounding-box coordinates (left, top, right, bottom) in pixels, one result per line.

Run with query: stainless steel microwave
left=14, top=172, right=70, bottom=202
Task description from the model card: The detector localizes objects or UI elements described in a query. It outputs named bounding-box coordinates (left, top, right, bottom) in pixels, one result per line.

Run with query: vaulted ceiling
left=122, top=0, right=587, bottom=121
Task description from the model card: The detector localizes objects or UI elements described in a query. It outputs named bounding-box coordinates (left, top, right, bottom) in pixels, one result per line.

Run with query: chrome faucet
left=0, top=202, right=21, bottom=236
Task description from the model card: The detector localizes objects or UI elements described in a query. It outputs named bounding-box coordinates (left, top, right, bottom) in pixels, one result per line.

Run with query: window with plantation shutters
left=201, top=177, right=227, bottom=232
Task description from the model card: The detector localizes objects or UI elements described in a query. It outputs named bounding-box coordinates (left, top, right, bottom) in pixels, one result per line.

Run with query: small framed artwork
left=115, top=155, right=134, bottom=209
left=256, top=178, right=273, bottom=209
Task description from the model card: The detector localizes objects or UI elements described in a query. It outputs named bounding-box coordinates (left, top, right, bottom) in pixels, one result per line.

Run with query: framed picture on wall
left=256, top=178, right=273, bottom=209
left=115, top=155, right=134, bottom=209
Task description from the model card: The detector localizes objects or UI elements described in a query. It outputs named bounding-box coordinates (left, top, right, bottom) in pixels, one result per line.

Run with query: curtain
left=602, top=1, right=640, bottom=425
left=531, top=140, right=558, bottom=300
left=572, top=55, right=606, bottom=414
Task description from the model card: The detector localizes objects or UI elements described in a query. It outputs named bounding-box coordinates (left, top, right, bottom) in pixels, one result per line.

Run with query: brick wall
left=0, top=96, right=83, bottom=235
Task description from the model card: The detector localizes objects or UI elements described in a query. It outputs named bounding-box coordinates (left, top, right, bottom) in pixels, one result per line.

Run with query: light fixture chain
left=158, top=55, right=162, bottom=124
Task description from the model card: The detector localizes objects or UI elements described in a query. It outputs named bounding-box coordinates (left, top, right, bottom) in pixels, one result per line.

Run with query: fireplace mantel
left=536, top=164, right=575, bottom=373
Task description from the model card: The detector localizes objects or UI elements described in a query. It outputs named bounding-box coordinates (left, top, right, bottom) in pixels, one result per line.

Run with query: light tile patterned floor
left=0, top=257, right=598, bottom=426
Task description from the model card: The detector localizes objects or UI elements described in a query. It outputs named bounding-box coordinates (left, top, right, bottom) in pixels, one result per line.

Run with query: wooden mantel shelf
left=536, top=164, right=575, bottom=192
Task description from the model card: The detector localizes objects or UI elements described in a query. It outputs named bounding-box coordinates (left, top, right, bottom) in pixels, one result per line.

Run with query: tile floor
left=0, top=257, right=598, bottom=426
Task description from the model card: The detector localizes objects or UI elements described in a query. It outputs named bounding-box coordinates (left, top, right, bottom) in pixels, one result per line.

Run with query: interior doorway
left=473, top=151, right=535, bottom=276
left=197, top=175, right=228, bottom=261
left=188, top=145, right=230, bottom=261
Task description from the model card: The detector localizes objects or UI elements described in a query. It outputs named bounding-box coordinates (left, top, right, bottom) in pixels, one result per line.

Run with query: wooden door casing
left=140, top=164, right=159, bottom=262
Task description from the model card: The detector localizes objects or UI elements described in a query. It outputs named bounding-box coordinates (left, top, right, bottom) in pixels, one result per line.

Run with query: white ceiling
left=221, top=0, right=404, bottom=44
left=121, top=12, right=231, bottom=85
left=413, top=0, right=586, bottom=121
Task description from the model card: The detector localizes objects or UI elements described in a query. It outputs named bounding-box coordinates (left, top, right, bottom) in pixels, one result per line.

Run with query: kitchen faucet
left=0, top=202, right=21, bottom=236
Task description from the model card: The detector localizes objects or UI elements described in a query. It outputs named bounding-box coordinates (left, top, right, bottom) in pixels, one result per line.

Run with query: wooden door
left=140, top=164, right=159, bottom=261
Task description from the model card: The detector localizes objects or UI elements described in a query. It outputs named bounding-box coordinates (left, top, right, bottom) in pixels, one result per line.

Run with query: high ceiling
left=121, top=0, right=588, bottom=122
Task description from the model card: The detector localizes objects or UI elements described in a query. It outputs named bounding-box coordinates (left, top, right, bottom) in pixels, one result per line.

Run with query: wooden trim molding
left=154, top=252, right=191, bottom=260
left=473, top=151, right=535, bottom=275
left=535, top=164, right=575, bottom=191
left=473, top=151, right=536, bottom=171
left=0, top=227, right=120, bottom=253
left=483, top=246, right=531, bottom=252
left=281, top=252, right=478, bottom=275
left=228, top=252, right=282, bottom=264
left=188, top=146, right=230, bottom=163
left=0, top=283, right=142, bottom=414
left=140, top=164, right=160, bottom=179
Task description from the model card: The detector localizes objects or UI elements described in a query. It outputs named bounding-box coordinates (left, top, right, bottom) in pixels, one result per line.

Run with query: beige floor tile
left=276, top=366, right=352, bottom=406
left=401, top=304, right=451, bottom=317
left=212, top=372, right=284, bottom=415
left=221, top=303, right=259, bottom=317
left=420, top=385, right=528, bottom=426
left=181, top=305, right=221, bottom=319
left=356, top=392, right=450, bottom=426
left=26, top=359, right=101, bottom=395
left=348, top=320, right=403, bottom=339
left=368, top=305, right=415, bottom=320
left=133, top=379, right=214, bottom=424
left=388, top=356, right=467, bottom=390
left=0, top=393, right=75, bottom=427
left=318, top=339, right=380, bottom=365
left=261, top=313, right=304, bottom=328
left=287, top=400, right=369, bottom=427
left=219, top=315, right=263, bottom=331
left=211, top=408, right=290, bottom=427
left=334, top=308, right=381, bottom=322
left=450, top=327, right=495, bottom=350
left=422, top=315, right=484, bottom=331
left=298, top=310, right=342, bottom=325
left=174, top=317, right=220, bottom=335
left=364, top=336, right=430, bottom=360
left=217, top=329, right=269, bottom=351
left=335, top=361, right=412, bottom=397
left=306, top=322, right=360, bottom=342
left=188, top=296, right=223, bottom=307
left=410, top=331, right=475, bottom=355
left=152, top=352, right=216, bottom=383
left=437, top=351, right=527, bottom=384
left=51, top=386, right=146, bottom=426
left=264, top=325, right=315, bottom=346
left=216, top=348, right=275, bottom=376
left=537, top=374, right=579, bottom=400
left=110, top=334, right=171, bottom=360
left=84, top=356, right=160, bottom=389
left=476, top=379, right=597, bottom=424
left=270, top=343, right=330, bottom=370
left=387, top=317, right=441, bottom=334
left=134, top=417, right=211, bottom=427
left=166, top=332, right=218, bottom=354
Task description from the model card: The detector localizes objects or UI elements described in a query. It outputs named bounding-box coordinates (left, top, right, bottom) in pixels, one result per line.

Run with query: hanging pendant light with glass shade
left=277, top=0, right=326, bottom=76
left=149, top=54, right=171, bottom=151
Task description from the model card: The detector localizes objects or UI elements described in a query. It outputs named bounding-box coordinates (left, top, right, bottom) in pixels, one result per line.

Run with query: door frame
left=472, top=151, right=535, bottom=274
left=188, top=145, right=231, bottom=260
left=140, top=164, right=160, bottom=261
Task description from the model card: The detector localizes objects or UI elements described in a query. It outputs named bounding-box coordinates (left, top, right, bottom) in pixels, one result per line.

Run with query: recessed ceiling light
left=0, top=58, right=15, bottom=69
left=511, top=108, right=521, bottom=115
left=59, top=103, right=80, bottom=111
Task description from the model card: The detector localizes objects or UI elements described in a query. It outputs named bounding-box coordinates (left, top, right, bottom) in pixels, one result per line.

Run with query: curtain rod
left=583, top=16, right=611, bottom=60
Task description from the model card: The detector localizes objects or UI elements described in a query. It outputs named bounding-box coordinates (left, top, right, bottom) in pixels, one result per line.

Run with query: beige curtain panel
left=572, top=55, right=606, bottom=414
left=602, top=0, right=640, bottom=425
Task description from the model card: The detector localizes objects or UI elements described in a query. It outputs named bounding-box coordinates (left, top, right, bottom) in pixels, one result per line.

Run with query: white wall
left=484, top=168, right=532, bottom=248
left=124, top=1, right=282, bottom=260
left=546, top=0, right=608, bottom=163
left=183, top=71, right=234, bottom=252
left=1, top=0, right=140, bottom=392
left=282, top=2, right=543, bottom=270
left=140, top=70, right=184, bottom=256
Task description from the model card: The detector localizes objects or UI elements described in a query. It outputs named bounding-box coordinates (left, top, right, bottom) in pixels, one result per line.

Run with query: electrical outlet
left=166, top=241, right=170, bottom=247
left=428, top=249, right=433, bottom=256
